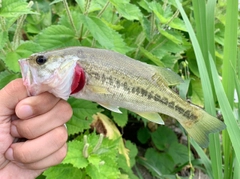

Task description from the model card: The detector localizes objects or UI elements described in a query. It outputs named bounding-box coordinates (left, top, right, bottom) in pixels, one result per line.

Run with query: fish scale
left=78, top=60, right=197, bottom=120
left=18, top=46, right=226, bottom=147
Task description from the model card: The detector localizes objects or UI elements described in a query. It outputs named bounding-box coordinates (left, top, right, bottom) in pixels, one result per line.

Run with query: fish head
left=19, top=51, right=84, bottom=100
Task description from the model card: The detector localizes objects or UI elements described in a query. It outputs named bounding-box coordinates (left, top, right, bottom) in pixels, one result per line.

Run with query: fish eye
left=36, top=55, right=47, bottom=65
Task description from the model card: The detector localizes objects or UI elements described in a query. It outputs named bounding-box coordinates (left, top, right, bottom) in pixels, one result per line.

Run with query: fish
left=18, top=46, right=226, bottom=147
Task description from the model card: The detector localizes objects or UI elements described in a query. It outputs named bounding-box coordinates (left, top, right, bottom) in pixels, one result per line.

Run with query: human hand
left=0, top=79, right=72, bottom=179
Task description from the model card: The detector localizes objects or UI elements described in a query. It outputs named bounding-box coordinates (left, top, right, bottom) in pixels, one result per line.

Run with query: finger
left=11, top=100, right=72, bottom=139
left=5, top=126, right=68, bottom=164
left=0, top=79, right=27, bottom=119
left=13, top=144, right=67, bottom=170
left=15, top=92, right=61, bottom=120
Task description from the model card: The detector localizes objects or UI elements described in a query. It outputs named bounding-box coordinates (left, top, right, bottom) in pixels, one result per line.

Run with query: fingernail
left=11, top=125, right=20, bottom=137
left=19, top=105, right=33, bottom=118
left=5, top=148, right=14, bottom=161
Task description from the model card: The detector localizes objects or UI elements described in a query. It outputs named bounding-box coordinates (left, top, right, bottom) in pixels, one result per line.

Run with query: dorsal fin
left=149, top=65, right=183, bottom=86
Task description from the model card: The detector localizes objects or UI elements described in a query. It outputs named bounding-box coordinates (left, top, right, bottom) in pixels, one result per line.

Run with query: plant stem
left=12, top=1, right=34, bottom=50
left=188, top=135, right=194, bottom=179
left=97, top=1, right=110, bottom=17
left=63, top=0, right=77, bottom=35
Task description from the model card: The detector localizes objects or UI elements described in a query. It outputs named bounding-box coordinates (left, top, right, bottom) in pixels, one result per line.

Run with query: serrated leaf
left=140, top=16, right=151, bottom=41
left=109, top=0, right=142, bottom=21
left=139, top=47, right=165, bottom=67
left=125, top=141, right=138, bottom=167
left=86, top=163, right=120, bottom=179
left=88, top=154, right=101, bottom=166
left=3, top=41, right=44, bottom=72
left=111, top=108, right=128, bottom=127
left=16, top=41, right=44, bottom=56
left=62, top=140, right=88, bottom=169
left=76, top=0, right=103, bottom=14
left=4, top=52, right=21, bottom=72
left=159, top=29, right=182, bottom=45
left=160, top=53, right=179, bottom=69
left=168, top=142, right=191, bottom=166
left=0, top=0, right=37, bottom=17
left=66, top=98, right=102, bottom=135
left=151, top=126, right=178, bottom=151
left=138, top=0, right=151, bottom=12
left=35, top=25, right=80, bottom=50
left=117, top=141, right=138, bottom=178
left=0, top=71, right=20, bottom=89
left=80, top=15, right=129, bottom=54
left=86, top=146, right=120, bottom=179
left=148, top=1, right=186, bottom=31
left=59, top=11, right=83, bottom=35
left=137, top=127, right=151, bottom=144
left=43, top=164, right=83, bottom=179
left=142, top=148, right=175, bottom=176
left=92, top=113, right=130, bottom=167
left=83, top=133, right=121, bottom=179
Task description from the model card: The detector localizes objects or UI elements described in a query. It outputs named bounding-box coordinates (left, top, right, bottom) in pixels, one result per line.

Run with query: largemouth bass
left=18, top=47, right=225, bottom=147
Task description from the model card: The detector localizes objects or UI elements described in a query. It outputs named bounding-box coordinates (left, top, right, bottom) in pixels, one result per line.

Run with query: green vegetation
left=0, top=0, right=239, bottom=178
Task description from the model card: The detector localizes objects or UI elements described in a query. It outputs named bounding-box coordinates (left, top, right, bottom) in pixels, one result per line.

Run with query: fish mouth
left=18, top=59, right=41, bottom=96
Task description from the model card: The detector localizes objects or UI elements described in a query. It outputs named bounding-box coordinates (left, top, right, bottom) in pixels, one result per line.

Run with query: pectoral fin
left=87, top=85, right=110, bottom=94
left=136, top=112, right=164, bottom=125
left=98, top=103, right=122, bottom=113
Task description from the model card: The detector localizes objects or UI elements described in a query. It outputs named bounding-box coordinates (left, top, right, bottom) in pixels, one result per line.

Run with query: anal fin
left=135, top=112, right=164, bottom=125
left=98, top=103, right=122, bottom=113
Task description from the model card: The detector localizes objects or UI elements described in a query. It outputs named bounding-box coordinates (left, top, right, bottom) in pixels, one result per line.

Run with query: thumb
left=0, top=79, right=28, bottom=120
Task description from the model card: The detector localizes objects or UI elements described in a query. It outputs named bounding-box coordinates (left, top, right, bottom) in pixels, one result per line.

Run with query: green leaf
left=59, top=11, right=83, bottom=35
left=85, top=133, right=121, bottom=179
left=16, top=41, right=44, bottom=56
left=3, top=41, right=43, bottom=72
left=148, top=1, right=186, bottom=31
left=49, top=0, right=63, bottom=5
left=62, top=140, right=88, bottom=169
left=111, top=108, right=128, bottom=127
left=35, top=25, right=80, bottom=50
left=80, top=15, right=129, bottom=54
left=88, top=154, right=101, bottom=166
left=151, top=126, right=178, bottom=151
left=117, top=141, right=138, bottom=179
left=0, top=71, right=20, bottom=89
left=210, top=56, right=240, bottom=168
left=191, top=78, right=204, bottom=107
left=0, top=0, right=37, bottom=17
left=137, top=127, right=151, bottom=144
left=125, top=140, right=138, bottom=167
left=4, top=52, right=21, bottom=72
left=139, top=47, right=165, bottom=67
left=43, top=164, right=83, bottom=179
left=168, top=142, right=190, bottom=165
left=109, top=0, right=142, bottom=21
left=139, top=148, right=175, bottom=176
left=92, top=113, right=130, bottom=166
left=66, top=98, right=102, bottom=135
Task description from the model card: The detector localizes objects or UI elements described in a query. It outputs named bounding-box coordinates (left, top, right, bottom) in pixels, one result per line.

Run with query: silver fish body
left=19, top=47, right=226, bottom=147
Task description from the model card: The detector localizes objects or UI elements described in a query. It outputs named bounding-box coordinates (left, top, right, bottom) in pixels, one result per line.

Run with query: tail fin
left=182, top=110, right=226, bottom=148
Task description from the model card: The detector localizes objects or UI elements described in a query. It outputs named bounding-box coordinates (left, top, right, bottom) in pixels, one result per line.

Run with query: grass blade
left=192, top=0, right=222, bottom=177
left=221, top=1, right=238, bottom=178
left=175, top=1, right=222, bottom=178
left=209, top=55, right=240, bottom=168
